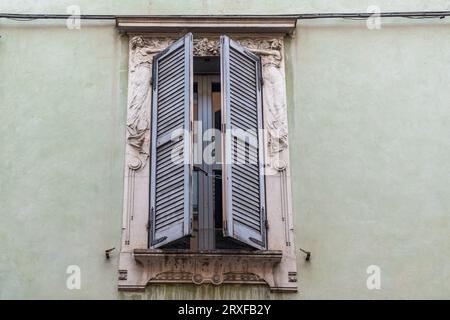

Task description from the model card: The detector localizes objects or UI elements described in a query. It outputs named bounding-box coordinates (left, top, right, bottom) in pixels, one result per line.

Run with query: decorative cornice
left=117, top=16, right=297, bottom=35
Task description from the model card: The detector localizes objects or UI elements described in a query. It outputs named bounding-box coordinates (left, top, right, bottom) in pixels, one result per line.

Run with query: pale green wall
left=1, top=1, right=449, bottom=299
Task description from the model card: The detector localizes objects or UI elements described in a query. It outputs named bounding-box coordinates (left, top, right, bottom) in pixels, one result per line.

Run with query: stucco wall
left=0, top=0, right=449, bottom=299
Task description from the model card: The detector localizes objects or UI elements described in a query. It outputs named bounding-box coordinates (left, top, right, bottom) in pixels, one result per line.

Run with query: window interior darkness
left=163, top=56, right=252, bottom=251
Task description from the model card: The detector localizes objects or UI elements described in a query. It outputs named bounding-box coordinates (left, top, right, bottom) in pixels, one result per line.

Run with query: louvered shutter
left=149, top=33, right=193, bottom=248
left=220, top=35, right=267, bottom=250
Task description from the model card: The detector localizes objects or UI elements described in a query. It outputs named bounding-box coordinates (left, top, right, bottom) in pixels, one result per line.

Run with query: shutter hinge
left=260, top=77, right=264, bottom=87
left=223, top=219, right=227, bottom=232
left=265, top=219, right=269, bottom=230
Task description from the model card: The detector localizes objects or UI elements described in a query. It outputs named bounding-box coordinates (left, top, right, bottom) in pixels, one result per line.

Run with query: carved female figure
left=127, top=37, right=173, bottom=169
left=247, top=39, right=289, bottom=155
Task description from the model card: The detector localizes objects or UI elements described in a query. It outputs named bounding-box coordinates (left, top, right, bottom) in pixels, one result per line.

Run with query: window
left=118, top=17, right=298, bottom=292
left=149, top=34, right=267, bottom=250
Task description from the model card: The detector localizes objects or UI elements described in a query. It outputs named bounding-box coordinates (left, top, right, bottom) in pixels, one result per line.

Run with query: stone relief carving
left=193, top=38, right=220, bottom=56
left=126, top=37, right=174, bottom=170
left=239, top=39, right=288, bottom=155
left=126, top=36, right=288, bottom=172
left=129, top=250, right=281, bottom=289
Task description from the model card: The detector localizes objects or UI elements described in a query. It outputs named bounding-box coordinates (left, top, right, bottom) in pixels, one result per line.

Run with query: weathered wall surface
left=1, top=1, right=449, bottom=299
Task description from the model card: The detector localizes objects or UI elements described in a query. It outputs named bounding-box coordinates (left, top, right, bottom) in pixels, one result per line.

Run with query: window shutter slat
left=149, top=33, right=193, bottom=248
left=220, top=35, right=267, bottom=250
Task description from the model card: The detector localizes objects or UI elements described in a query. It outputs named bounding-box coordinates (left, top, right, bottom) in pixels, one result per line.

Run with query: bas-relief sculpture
left=126, top=37, right=175, bottom=170
left=126, top=36, right=289, bottom=171
left=239, top=39, right=289, bottom=157
left=120, top=35, right=296, bottom=292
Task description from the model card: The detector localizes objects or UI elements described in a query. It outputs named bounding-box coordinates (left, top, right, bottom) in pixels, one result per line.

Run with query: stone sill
left=134, top=249, right=282, bottom=259
left=132, top=249, right=283, bottom=287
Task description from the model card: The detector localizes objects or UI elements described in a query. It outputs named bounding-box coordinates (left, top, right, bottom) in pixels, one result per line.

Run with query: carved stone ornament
left=125, top=36, right=288, bottom=172
left=119, top=34, right=297, bottom=293
left=126, top=37, right=175, bottom=171
left=125, top=250, right=283, bottom=289
left=193, top=38, right=220, bottom=56
left=118, top=269, right=128, bottom=281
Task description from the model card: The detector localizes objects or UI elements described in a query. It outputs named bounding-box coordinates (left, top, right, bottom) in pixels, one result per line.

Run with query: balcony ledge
left=117, top=249, right=283, bottom=290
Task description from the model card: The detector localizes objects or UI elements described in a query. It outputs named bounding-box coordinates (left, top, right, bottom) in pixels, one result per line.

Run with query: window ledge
left=134, top=249, right=282, bottom=261
left=118, top=249, right=283, bottom=290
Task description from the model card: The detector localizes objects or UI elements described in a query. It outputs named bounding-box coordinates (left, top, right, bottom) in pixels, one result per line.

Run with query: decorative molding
left=119, top=269, right=128, bottom=281
left=154, top=271, right=193, bottom=282
left=120, top=250, right=283, bottom=289
left=278, top=166, right=291, bottom=246
left=116, top=16, right=297, bottom=35
left=224, top=272, right=261, bottom=282
left=288, top=272, right=297, bottom=283
left=193, top=38, right=220, bottom=56
left=124, top=168, right=134, bottom=245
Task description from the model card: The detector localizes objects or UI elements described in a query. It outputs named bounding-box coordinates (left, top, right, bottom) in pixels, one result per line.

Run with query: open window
left=119, top=18, right=298, bottom=292
left=149, top=34, right=266, bottom=250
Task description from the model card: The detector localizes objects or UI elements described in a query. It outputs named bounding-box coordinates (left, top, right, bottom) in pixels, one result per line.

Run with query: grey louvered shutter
left=220, top=35, right=267, bottom=250
left=149, top=33, right=193, bottom=248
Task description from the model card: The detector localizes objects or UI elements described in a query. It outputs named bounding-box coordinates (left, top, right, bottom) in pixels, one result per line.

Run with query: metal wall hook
left=299, top=248, right=311, bottom=261
left=105, top=247, right=116, bottom=259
